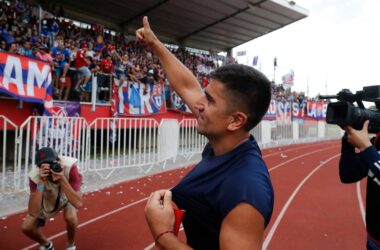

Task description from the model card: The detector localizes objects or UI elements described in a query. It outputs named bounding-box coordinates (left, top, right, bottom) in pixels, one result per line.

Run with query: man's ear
left=227, top=112, right=247, bottom=131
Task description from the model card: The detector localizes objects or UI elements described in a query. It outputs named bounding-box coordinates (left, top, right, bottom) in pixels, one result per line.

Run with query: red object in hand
left=173, top=207, right=185, bottom=236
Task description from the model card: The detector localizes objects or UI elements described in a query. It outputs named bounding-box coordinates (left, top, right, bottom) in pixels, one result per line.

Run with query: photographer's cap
left=35, top=147, right=59, bottom=166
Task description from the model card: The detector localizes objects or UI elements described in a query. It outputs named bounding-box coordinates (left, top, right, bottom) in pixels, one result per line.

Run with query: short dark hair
left=210, top=64, right=271, bottom=130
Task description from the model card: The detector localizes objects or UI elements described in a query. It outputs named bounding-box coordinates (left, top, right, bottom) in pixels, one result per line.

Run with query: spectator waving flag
left=282, top=70, right=295, bottom=88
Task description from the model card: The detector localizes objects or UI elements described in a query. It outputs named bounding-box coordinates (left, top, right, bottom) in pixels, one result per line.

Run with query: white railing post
left=158, top=119, right=179, bottom=167
left=91, top=73, right=97, bottom=111
left=293, top=120, right=299, bottom=141
left=261, top=120, right=272, bottom=146
left=318, top=121, right=326, bottom=138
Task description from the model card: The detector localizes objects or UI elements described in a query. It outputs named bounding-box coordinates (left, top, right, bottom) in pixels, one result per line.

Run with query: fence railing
left=0, top=116, right=343, bottom=194
left=0, top=115, right=19, bottom=193
left=87, top=117, right=159, bottom=178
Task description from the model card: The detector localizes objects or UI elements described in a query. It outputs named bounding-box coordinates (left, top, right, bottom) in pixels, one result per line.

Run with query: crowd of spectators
left=272, top=83, right=306, bottom=103
left=0, top=0, right=220, bottom=104
left=1, top=0, right=312, bottom=105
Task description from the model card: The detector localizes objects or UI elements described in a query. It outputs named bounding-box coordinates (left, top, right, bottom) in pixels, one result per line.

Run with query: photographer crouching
left=21, top=147, right=83, bottom=250
left=340, top=120, right=380, bottom=250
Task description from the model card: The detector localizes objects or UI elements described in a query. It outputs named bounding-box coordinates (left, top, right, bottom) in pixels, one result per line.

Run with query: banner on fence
left=113, top=79, right=166, bottom=116
left=276, top=101, right=292, bottom=124
left=0, top=52, right=52, bottom=105
left=0, top=52, right=54, bottom=116
left=263, top=100, right=276, bottom=120
left=168, top=89, right=191, bottom=113
left=263, top=100, right=327, bottom=121
left=292, top=101, right=307, bottom=120
left=307, top=100, right=327, bottom=120
left=53, top=101, right=81, bottom=117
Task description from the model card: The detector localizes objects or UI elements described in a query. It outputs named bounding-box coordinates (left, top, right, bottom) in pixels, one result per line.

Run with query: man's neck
left=208, top=132, right=250, bottom=156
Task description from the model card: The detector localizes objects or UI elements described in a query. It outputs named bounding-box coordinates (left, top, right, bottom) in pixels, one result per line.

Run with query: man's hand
left=38, top=164, right=50, bottom=182
left=136, top=16, right=158, bottom=51
left=145, top=190, right=175, bottom=238
left=345, top=120, right=372, bottom=151
left=50, top=166, right=66, bottom=183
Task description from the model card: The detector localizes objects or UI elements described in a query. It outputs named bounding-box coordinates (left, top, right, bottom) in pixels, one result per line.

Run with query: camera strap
left=42, top=185, right=61, bottom=214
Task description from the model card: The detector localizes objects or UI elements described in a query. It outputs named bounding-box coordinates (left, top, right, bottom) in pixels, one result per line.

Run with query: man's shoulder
left=28, top=166, right=40, bottom=184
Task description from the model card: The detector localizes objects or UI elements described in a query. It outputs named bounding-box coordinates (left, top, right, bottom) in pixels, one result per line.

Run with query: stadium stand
left=0, top=0, right=310, bottom=104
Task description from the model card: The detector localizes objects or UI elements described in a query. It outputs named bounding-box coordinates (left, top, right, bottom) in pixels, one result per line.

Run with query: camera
left=50, top=162, right=62, bottom=173
left=319, top=85, right=380, bottom=134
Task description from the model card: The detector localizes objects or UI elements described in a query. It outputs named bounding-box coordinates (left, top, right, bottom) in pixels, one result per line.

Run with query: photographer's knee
left=21, top=216, right=36, bottom=234
left=64, top=209, right=78, bottom=227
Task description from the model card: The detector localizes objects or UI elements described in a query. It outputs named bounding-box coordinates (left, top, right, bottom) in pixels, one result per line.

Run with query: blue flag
left=252, top=56, right=258, bottom=66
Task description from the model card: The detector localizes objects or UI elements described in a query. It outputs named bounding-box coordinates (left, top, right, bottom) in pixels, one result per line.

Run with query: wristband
left=36, top=185, right=45, bottom=191
left=155, top=230, right=174, bottom=246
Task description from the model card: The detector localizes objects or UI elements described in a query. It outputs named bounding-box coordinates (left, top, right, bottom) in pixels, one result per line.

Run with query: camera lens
left=50, top=162, right=62, bottom=172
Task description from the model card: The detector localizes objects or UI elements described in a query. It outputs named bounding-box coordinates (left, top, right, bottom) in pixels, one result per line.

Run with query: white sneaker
left=39, top=241, right=54, bottom=250
left=74, top=86, right=80, bottom=92
left=66, top=244, right=76, bottom=250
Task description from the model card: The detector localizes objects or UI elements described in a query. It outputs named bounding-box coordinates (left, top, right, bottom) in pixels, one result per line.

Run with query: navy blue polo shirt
left=172, top=135, right=274, bottom=250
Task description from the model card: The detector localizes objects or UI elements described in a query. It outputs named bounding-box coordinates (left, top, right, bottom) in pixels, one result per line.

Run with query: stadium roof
left=43, top=0, right=309, bottom=52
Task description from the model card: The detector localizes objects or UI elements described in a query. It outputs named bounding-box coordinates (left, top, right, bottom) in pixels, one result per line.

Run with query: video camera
left=319, top=85, right=380, bottom=133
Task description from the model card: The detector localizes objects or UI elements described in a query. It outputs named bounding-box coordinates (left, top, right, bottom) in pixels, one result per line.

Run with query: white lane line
left=263, top=154, right=340, bottom=250
left=144, top=242, right=155, bottom=250
left=268, top=145, right=338, bottom=172
left=356, top=182, right=366, bottom=227
left=263, top=142, right=334, bottom=159
left=21, top=144, right=338, bottom=249
left=22, top=198, right=149, bottom=250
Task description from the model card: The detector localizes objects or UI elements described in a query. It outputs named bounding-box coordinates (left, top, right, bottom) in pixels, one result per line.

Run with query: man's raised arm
left=136, top=16, right=203, bottom=114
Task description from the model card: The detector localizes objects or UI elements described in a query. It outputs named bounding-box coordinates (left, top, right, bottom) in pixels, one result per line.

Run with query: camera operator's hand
left=38, top=164, right=51, bottom=182
left=345, top=120, right=372, bottom=151
left=50, top=166, right=66, bottom=183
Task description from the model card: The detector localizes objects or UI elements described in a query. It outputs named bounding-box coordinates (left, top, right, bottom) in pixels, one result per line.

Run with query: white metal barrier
left=0, top=115, right=343, bottom=194
left=271, top=120, right=293, bottom=143
left=250, top=122, right=262, bottom=143
left=325, top=123, right=344, bottom=139
left=0, top=115, right=19, bottom=193
left=158, top=119, right=180, bottom=168
left=299, top=120, right=318, bottom=140
left=87, top=117, right=160, bottom=178
left=178, top=119, right=207, bottom=159
left=0, top=116, right=89, bottom=193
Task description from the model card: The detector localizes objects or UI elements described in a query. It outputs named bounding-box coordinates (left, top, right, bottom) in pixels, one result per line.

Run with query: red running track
left=0, top=140, right=367, bottom=249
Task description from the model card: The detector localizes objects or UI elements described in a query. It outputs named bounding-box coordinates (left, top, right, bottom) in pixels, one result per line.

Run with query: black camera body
left=50, top=162, right=62, bottom=173
left=320, top=86, right=380, bottom=134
